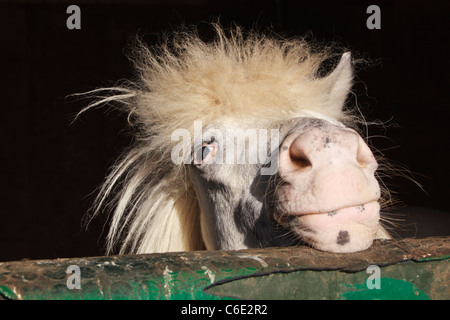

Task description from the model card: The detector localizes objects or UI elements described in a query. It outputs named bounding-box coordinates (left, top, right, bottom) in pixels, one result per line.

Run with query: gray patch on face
left=356, top=205, right=365, bottom=213
left=336, top=230, right=350, bottom=245
left=282, top=146, right=288, bottom=151
left=323, top=134, right=336, bottom=149
left=327, top=210, right=338, bottom=217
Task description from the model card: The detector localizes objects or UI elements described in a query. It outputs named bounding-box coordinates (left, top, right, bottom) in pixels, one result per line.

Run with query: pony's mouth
left=276, top=201, right=380, bottom=223
left=277, top=201, right=381, bottom=253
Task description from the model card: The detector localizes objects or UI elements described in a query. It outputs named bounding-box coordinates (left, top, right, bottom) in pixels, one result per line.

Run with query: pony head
left=83, top=24, right=391, bottom=254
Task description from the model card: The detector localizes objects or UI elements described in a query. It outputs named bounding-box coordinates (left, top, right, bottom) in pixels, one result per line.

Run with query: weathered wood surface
left=0, top=237, right=448, bottom=300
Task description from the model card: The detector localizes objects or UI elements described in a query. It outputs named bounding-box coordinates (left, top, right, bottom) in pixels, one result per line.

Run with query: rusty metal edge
left=0, top=237, right=449, bottom=300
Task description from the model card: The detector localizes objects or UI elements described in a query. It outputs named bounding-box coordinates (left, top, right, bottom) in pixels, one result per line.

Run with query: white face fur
left=189, top=117, right=386, bottom=253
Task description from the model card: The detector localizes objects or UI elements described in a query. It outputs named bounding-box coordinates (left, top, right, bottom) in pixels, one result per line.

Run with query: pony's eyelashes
left=193, top=142, right=219, bottom=165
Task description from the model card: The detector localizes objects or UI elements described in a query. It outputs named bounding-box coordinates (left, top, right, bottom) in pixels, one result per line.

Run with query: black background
left=0, top=0, right=449, bottom=262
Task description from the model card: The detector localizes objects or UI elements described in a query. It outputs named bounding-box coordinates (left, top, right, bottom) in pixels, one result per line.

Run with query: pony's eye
left=197, top=146, right=211, bottom=161
left=194, top=142, right=217, bottom=165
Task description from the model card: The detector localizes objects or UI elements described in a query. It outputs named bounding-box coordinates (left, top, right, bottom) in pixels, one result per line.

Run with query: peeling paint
left=163, top=266, right=173, bottom=298
left=201, top=266, right=215, bottom=283
left=237, top=254, right=269, bottom=268
left=96, top=278, right=104, bottom=297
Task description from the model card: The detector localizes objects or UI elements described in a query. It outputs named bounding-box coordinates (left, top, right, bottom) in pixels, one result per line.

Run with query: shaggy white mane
left=83, top=24, right=365, bottom=254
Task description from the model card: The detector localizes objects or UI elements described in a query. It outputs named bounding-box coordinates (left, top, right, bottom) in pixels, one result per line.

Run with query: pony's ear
left=321, top=52, right=353, bottom=111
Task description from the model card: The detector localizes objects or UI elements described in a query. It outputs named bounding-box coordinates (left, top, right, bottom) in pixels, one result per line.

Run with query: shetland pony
left=82, top=24, right=392, bottom=254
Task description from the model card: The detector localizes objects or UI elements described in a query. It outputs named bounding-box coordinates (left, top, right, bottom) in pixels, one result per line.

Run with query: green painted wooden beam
left=0, top=237, right=449, bottom=300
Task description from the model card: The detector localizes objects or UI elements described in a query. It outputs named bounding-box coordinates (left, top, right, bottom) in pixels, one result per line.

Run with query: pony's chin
left=288, top=201, right=381, bottom=253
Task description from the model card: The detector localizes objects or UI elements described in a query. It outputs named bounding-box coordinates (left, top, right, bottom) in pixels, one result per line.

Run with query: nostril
left=356, top=138, right=377, bottom=170
left=357, top=150, right=367, bottom=168
left=289, top=145, right=312, bottom=169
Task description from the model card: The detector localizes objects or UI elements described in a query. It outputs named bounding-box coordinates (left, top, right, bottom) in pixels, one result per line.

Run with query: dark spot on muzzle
left=336, top=230, right=350, bottom=245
